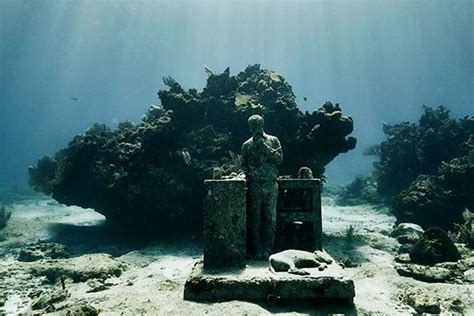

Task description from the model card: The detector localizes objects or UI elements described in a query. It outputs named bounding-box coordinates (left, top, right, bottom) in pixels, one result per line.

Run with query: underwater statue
left=242, top=115, right=283, bottom=259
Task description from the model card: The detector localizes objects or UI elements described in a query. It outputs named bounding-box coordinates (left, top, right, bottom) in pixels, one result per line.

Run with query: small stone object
left=56, top=302, right=99, bottom=316
left=391, top=223, right=424, bottom=245
left=404, top=289, right=441, bottom=314
left=396, top=264, right=454, bottom=282
left=86, top=279, right=110, bottom=293
left=409, top=227, right=461, bottom=265
left=0, top=292, right=5, bottom=307
left=394, top=253, right=411, bottom=263
left=313, top=250, right=333, bottom=264
left=318, top=263, right=328, bottom=271
left=18, top=242, right=69, bottom=262
left=298, top=167, right=313, bottom=179
left=31, top=289, right=69, bottom=311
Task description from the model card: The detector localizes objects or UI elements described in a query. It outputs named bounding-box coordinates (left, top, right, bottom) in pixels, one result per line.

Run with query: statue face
left=250, top=122, right=264, bottom=136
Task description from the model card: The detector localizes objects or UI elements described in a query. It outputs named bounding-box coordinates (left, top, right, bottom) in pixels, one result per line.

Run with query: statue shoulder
left=267, top=134, right=281, bottom=145
left=242, top=138, right=253, bottom=150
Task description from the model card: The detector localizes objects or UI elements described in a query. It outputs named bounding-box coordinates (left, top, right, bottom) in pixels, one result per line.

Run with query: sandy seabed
left=0, top=194, right=473, bottom=315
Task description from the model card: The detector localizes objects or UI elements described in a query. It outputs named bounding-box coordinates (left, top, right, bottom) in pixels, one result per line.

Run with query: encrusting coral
left=28, top=65, right=356, bottom=232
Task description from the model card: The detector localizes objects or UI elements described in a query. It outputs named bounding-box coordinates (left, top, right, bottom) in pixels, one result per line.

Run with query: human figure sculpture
left=242, top=115, right=283, bottom=259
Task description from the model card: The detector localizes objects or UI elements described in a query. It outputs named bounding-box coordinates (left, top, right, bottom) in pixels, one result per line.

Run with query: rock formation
left=28, top=65, right=356, bottom=231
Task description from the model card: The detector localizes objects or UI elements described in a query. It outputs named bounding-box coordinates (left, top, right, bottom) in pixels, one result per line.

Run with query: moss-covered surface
left=28, top=65, right=356, bottom=232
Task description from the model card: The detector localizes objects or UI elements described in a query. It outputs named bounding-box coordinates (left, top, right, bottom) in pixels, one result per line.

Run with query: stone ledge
left=184, top=260, right=355, bottom=305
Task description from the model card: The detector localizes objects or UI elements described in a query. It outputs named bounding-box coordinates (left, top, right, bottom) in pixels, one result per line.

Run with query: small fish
left=204, top=65, right=213, bottom=76
left=181, top=150, right=192, bottom=165
left=303, top=97, right=307, bottom=101
left=70, top=97, right=79, bottom=101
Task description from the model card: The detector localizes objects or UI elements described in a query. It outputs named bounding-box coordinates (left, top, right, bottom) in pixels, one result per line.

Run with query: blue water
left=1, top=0, right=473, bottom=188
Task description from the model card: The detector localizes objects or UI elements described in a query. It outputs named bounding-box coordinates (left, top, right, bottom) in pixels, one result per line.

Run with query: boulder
left=409, top=227, right=461, bottom=265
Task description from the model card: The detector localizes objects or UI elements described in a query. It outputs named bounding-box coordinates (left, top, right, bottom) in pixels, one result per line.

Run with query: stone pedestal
left=203, top=179, right=246, bottom=268
left=184, top=259, right=355, bottom=305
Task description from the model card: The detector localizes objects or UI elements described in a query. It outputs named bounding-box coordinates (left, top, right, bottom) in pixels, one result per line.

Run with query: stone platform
left=184, top=260, right=355, bottom=305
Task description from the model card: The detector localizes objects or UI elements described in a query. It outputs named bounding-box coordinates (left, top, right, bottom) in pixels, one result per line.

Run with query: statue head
left=248, top=115, right=264, bottom=136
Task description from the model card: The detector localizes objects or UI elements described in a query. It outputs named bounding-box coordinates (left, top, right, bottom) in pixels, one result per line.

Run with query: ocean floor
left=0, top=192, right=473, bottom=315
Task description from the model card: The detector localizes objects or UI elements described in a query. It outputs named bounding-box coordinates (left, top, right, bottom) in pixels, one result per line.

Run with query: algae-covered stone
left=30, top=253, right=124, bottom=282
left=404, top=289, right=441, bottom=314
left=409, top=227, right=461, bottom=265
left=31, top=289, right=69, bottom=311
left=184, top=261, right=355, bottom=304
left=203, top=179, right=246, bottom=268
left=18, top=242, right=69, bottom=262
left=396, top=264, right=455, bottom=282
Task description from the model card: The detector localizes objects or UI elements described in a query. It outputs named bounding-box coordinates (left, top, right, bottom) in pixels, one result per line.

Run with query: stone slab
left=184, top=259, right=355, bottom=305
left=276, top=178, right=322, bottom=251
left=203, top=179, right=246, bottom=268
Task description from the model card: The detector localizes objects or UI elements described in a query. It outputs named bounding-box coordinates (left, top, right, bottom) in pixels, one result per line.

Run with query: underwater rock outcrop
left=358, top=106, right=474, bottom=230
left=374, top=106, right=473, bottom=196
left=392, top=157, right=474, bottom=229
left=28, top=65, right=356, bottom=231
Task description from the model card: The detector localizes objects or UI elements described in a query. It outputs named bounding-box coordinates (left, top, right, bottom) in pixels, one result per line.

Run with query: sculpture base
left=183, top=260, right=355, bottom=305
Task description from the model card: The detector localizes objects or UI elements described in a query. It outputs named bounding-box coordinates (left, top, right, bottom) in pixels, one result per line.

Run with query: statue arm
left=262, top=137, right=283, bottom=165
left=272, top=138, right=283, bottom=165
left=241, top=142, right=249, bottom=173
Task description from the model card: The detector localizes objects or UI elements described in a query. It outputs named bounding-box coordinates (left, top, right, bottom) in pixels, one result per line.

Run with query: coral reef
left=354, top=106, right=474, bottom=229
left=375, top=106, right=473, bottom=196
left=336, top=176, right=382, bottom=206
left=392, top=157, right=474, bottom=229
left=28, top=65, right=356, bottom=231
left=449, top=209, right=473, bottom=248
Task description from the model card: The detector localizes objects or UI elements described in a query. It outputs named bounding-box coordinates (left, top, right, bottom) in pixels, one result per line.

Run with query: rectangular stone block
left=275, top=179, right=322, bottom=251
left=203, top=179, right=246, bottom=268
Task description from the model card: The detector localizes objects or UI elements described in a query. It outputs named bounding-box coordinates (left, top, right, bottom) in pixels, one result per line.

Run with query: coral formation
left=28, top=65, right=356, bottom=231
left=392, top=157, right=474, bottom=229
left=375, top=106, right=473, bottom=196
left=350, top=106, right=474, bottom=229
left=336, top=176, right=381, bottom=205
